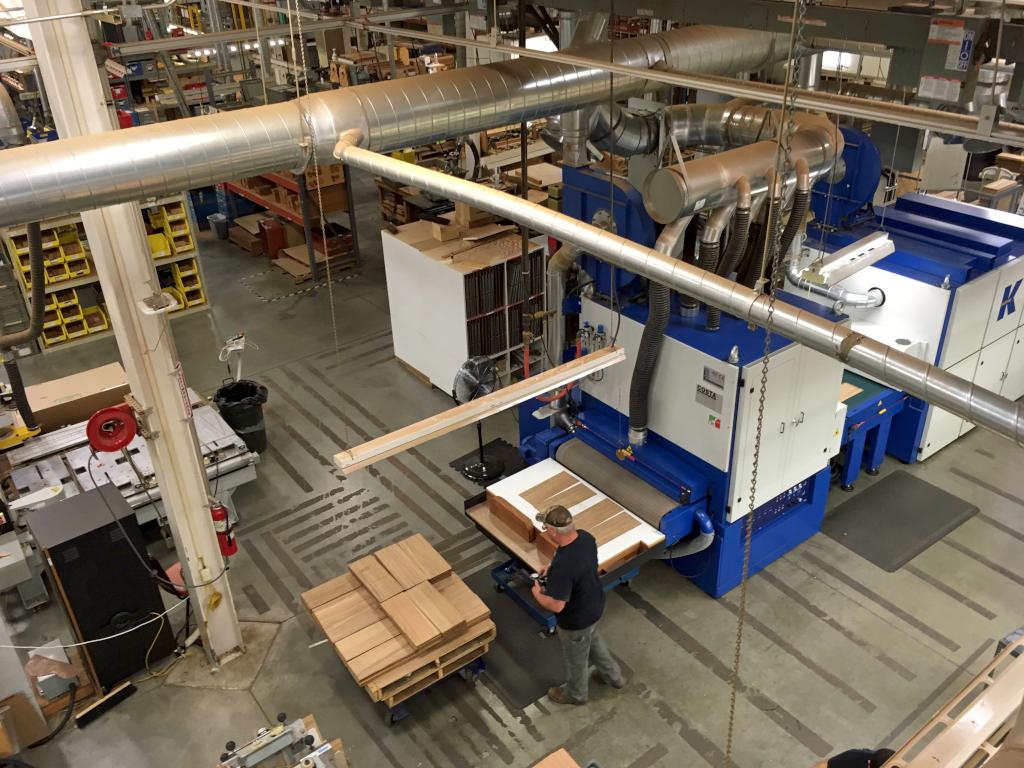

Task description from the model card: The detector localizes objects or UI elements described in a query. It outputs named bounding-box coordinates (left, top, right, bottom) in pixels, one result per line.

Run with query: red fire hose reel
left=86, top=404, right=138, bottom=453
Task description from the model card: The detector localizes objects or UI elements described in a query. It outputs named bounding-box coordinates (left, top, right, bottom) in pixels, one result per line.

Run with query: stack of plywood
left=301, top=534, right=494, bottom=709
left=475, top=458, right=665, bottom=574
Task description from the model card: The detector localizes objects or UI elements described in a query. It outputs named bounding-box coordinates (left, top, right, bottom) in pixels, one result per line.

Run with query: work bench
left=837, top=371, right=907, bottom=491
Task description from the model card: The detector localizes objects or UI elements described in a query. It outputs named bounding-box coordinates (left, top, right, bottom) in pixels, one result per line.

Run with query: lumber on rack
left=334, top=346, right=625, bottom=475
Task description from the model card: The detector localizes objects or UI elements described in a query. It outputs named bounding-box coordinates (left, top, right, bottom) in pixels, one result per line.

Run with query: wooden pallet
left=301, top=534, right=493, bottom=710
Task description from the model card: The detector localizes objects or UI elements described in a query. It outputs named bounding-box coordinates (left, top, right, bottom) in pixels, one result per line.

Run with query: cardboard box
left=453, top=201, right=494, bottom=228
left=25, top=362, right=129, bottom=433
left=0, top=694, right=48, bottom=755
left=228, top=225, right=262, bottom=255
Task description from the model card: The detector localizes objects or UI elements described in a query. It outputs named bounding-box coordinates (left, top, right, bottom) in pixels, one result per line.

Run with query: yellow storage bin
left=42, top=248, right=65, bottom=266
left=53, top=288, right=78, bottom=308
left=83, top=305, right=109, bottom=334
left=7, top=233, right=28, bottom=256
left=44, top=263, right=70, bottom=284
left=66, top=258, right=91, bottom=279
left=174, top=258, right=197, bottom=277
left=43, top=308, right=61, bottom=329
left=59, top=303, right=83, bottom=323
left=162, top=200, right=186, bottom=221
left=61, top=239, right=85, bottom=261
left=173, top=268, right=201, bottom=292
left=161, top=286, right=185, bottom=312
left=183, top=287, right=205, bottom=307
left=44, top=294, right=57, bottom=311
left=42, top=324, right=67, bottom=346
left=63, top=319, right=88, bottom=339
left=148, top=233, right=171, bottom=259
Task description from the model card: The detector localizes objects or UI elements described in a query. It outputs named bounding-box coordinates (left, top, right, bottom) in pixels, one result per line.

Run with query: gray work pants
left=558, top=622, right=622, bottom=703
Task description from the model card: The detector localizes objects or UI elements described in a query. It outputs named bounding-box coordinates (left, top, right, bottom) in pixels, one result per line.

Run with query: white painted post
left=26, top=0, right=244, bottom=662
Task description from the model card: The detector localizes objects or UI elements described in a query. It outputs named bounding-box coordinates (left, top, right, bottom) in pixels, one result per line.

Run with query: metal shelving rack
left=0, top=193, right=212, bottom=354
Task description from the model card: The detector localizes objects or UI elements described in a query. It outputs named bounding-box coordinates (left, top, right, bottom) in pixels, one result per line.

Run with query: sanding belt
left=554, top=440, right=676, bottom=528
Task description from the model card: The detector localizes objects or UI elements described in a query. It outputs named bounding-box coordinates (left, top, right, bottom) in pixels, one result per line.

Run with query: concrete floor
left=17, top=170, right=1024, bottom=768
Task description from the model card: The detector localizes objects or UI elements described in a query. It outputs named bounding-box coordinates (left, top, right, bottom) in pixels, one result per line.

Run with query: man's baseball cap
left=535, top=505, right=573, bottom=528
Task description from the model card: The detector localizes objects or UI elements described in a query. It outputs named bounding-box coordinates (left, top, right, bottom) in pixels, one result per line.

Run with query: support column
left=27, top=0, right=244, bottom=664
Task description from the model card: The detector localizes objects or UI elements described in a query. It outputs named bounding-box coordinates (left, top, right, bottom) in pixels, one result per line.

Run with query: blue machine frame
left=513, top=165, right=835, bottom=598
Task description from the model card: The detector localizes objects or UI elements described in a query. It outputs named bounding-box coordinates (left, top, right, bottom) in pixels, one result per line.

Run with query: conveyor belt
left=554, top=440, right=676, bottom=528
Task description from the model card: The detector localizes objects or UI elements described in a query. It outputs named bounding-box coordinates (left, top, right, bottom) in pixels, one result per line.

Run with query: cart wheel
left=494, top=583, right=505, bottom=593
left=458, top=667, right=477, bottom=684
left=841, top=484, right=855, bottom=492
left=383, top=710, right=396, bottom=727
left=866, top=468, right=880, bottom=476
left=546, top=625, right=557, bottom=636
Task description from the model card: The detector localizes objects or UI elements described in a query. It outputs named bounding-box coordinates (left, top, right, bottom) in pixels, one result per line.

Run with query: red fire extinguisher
left=210, top=502, right=238, bottom=557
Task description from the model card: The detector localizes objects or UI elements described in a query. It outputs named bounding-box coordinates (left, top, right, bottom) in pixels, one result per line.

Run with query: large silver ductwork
left=0, top=25, right=786, bottom=228
left=644, top=101, right=842, bottom=223
left=333, top=134, right=1024, bottom=447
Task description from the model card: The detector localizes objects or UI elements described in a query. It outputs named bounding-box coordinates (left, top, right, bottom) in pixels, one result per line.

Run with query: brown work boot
left=547, top=686, right=584, bottom=705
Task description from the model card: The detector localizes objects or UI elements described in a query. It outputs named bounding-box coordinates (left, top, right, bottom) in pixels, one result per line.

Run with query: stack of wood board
left=470, top=458, right=665, bottom=574
left=301, top=534, right=494, bottom=708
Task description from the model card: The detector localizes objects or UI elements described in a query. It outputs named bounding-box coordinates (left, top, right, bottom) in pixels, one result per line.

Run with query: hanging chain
left=282, top=0, right=349, bottom=444
left=722, top=2, right=807, bottom=766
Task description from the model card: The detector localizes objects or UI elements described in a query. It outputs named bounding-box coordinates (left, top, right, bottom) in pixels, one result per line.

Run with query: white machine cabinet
left=728, top=345, right=844, bottom=520
left=579, top=298, right=844, bottom=523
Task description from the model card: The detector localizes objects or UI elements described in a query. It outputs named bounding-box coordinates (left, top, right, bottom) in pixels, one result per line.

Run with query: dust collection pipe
left=0, top=25, right=786, bottom=228
left=699, top=203, right=735, bottom=330
left=708, top=178, right=754, bottom=331
left=333, top=134, right=1024, bottom=447
left=628, top=215, right=691, bottom=446
left=644, top=105, right=843, bottom=223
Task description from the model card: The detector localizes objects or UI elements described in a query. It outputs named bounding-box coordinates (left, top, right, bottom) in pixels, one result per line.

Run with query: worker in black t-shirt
left=530, top=505, right=625, bottom=705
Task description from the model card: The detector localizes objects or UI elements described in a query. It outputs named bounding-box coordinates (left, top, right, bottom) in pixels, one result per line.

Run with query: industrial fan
left=453, top=356, right=505, bottom=483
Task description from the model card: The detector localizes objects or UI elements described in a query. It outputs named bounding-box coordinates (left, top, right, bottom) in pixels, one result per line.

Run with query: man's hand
left=530, top=580, right=545, bottom=599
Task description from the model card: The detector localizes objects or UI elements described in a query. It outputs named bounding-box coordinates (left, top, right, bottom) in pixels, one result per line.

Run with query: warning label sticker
left=928, top=18, right=965, bottom=44
left=918, top=75, right=961, bottom=103
left=945, top=29, right=974, bottom=71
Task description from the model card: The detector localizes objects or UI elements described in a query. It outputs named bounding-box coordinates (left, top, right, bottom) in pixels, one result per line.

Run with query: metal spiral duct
left=0, top=25, right=785, bottom=228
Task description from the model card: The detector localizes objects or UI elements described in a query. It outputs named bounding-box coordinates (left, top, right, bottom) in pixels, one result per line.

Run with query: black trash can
left=213, top=379, right=268, bottom=453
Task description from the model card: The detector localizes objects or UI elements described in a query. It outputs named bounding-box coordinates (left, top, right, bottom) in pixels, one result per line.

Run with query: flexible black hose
left=628, top=217, right=690, bottom=443
left=26, top=681, right=77, bottom=749
left=697, top=240, right=721, bottom=330
left=708, top=206, right=752, bottom=330
left=628, top=281, right=669, bottom=438
left=778, top=187, right=810, bottom=266
left=5, top=358, right=37, bottom=431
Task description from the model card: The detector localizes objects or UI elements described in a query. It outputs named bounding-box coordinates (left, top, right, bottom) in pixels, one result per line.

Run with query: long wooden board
left=435, top=574, right=490, bottom=625
left=374, top=544, right=429, bottom=590
left=396, top=534, right=451, bottom=582
left=335, top=347, right=626, bottom=474
left=313, top=589, right=386, bottom=642
left=591, top=512, right=641, bottom=547
left=543, top=483, right=594, bottom=511
left=407, top=581, right=465, bottom=638
left=380, top=591, right=442, bottom=649
left=349, top=556, right=403, bottom=603
left=335, top=619, right=402, bottom=662
left=572, top=498, right=622, bottom=531
left=519, top=471, right=577, bottom=509
left=301, top=572, right=359, bottom=612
